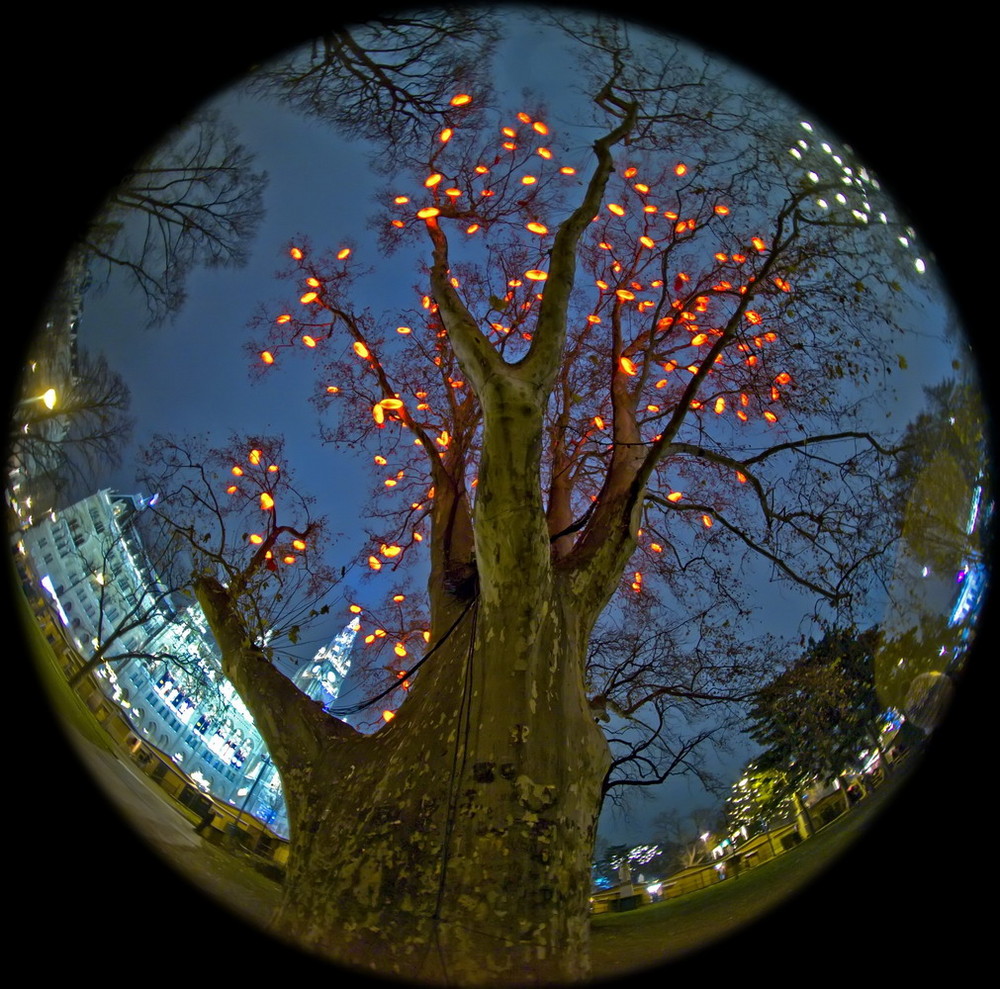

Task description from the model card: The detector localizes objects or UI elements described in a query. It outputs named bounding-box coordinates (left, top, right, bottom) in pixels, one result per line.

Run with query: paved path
left=66, top=727, right=282, bottom=930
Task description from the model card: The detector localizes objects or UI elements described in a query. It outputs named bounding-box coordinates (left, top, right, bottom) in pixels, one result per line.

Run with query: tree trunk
left=198, top=575, right=610, bottom=985
left=793, top=792, right=814, bottom=838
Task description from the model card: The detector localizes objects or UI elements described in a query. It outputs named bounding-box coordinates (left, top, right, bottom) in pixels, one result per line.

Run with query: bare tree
left=137, top=433, right=342, bottom=659
left=250, top=8, right=501, bottom=169
left=652, top=806, right=721, bottom=869
left=82, top=111, right=267, bottom=324
left=61, top=509, right=209, bottom=690
left=587, top=614, right=758, bottom=808
left=9, top=349, right=132, bottom=509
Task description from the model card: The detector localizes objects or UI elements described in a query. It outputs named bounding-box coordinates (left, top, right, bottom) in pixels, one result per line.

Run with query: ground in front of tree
left=24, top=577, right=914, bottom=981
left=589, top=773, right=912, bottom=979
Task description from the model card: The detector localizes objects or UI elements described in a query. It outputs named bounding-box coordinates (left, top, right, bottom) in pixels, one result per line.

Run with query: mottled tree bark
left=193, top=348, right=638, bottom=982
left=198, top=566, right=615, bottom=984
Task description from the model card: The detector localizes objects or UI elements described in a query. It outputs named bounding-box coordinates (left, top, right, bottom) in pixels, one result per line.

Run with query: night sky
left=14, top=6, right=995, bottom=981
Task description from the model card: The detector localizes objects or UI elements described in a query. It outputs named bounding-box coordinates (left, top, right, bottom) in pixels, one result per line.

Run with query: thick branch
left=520, top=102, right=639, bottom=389
left=194, top=576, right=359, bottom=773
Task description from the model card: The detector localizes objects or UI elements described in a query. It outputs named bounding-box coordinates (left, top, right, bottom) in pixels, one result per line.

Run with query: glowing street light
left=18, top=388, right=57, bottom=410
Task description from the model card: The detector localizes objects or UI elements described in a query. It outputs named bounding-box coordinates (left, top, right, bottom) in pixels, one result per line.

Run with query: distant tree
left=9, top=349, right=132, bottom=509
left=250, top=9, right=501, bottom=166
left=890, top=379, right=990, bottom=584
left=653, top=805, right=721, bottom=869
left=60, top=502, right=214, bottom=689
left=747, top=627, right=888, bottom=790
left=725, top=759, right=800, bottom=837
left=874, top=379, right=990, bottom=727
left=875, top=615, right=965, bottom=733
left=81, top=111, right=267, bottom=324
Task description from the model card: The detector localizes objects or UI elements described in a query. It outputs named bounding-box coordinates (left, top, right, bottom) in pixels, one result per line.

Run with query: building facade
left=18, top=488, right=291, bottom=832
left=291, top=616, right=360, bottom=710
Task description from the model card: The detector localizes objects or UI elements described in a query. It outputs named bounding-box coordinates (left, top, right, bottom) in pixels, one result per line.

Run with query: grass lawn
left=589, top=777, right=908, bottom=980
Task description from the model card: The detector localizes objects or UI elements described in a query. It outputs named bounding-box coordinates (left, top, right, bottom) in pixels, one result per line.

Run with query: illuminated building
left=19, top=487, right=290, bottom=835
left=947, top=481, right=990, bottom=634
left=292, top=617, right=360, bottom=710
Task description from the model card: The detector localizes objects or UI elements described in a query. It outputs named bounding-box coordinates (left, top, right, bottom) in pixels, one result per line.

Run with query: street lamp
left=17, top=388, right=58, bottom=410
